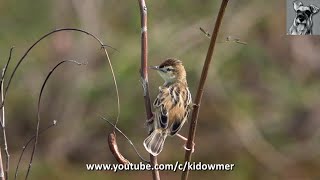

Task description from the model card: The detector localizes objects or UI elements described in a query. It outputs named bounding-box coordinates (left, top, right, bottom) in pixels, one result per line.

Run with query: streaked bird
left=143, top=58, right=193, bottom=156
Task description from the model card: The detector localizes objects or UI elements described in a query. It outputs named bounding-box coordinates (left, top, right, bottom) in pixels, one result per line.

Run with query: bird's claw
left=193, top=103, right=200, bottom=108
left=183, top=142, right=195, bottom=153
left=176, top=134, right=195, bottom=153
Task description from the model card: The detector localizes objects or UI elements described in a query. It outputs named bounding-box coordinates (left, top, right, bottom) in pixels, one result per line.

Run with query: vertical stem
left=138, top=0, right=160, bottom=180
left=1, top=67, right=9, bottom=180
left=0, top=148, right=4, bottom=180
left=181, top=0, right=229, bottom=180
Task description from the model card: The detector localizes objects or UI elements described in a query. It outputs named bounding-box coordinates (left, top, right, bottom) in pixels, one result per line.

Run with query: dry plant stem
left=100, top=115, right=149, bottom=163
left=25, top=60, right=84, bottom=180
left=0, top=29, right=120, bottom=125
left=14, top=121, right=57, bottom=180
left=0, top=70, right=5, bottom=180
left=108, top=132, right=130, bottom=164
left=0, top=48, right=14, bottom=180
left=0, top=47, right=14, bottom=91
left=138, top=1, right=160, bottom=180
left=0, top=29, right=119, bottom=178
left=0, top=147, right=3, bottom=180
left=2, top=70, right=10, bottom=180
left=181, top=1, right=229, bottom=180
left=0, top=29, right=117, bottom=179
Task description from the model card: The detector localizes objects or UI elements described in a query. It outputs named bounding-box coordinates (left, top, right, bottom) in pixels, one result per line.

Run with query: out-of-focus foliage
left=0, top=0, right=319, bottom=179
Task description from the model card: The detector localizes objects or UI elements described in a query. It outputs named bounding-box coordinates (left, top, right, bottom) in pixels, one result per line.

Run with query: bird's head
left=150, top=58, right=186, bottom=84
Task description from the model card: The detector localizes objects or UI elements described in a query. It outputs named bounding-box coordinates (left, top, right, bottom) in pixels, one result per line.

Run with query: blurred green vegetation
left=0, top=0, right=320, bottom=179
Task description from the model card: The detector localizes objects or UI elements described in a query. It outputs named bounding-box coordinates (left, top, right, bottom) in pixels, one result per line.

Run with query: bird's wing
left=153, top=86, right=171, bottom=129
left=169, top=86, right=192, bottom=136
left=153, top=85, right=192, bottom=135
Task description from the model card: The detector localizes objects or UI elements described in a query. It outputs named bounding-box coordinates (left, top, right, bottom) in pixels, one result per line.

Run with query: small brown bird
left=143, top=58, right=192, bottom=156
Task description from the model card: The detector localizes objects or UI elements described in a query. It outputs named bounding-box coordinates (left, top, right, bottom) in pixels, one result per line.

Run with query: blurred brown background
left=0, top=0, right=319, bottom=179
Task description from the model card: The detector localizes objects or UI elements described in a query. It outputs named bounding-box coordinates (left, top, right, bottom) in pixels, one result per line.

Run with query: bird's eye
left=166, top=67, right=174, bottom=72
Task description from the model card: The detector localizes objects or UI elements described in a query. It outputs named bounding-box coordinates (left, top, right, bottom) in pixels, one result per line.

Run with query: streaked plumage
left=144, top=58, right=192, bottom=156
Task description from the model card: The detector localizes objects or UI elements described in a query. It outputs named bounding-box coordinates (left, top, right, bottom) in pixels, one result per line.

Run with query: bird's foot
left=183, top=143, right=195, bottom=153
left=193, top=103, right=200, bottom=108
left=176, top=134, right=195, bottom=153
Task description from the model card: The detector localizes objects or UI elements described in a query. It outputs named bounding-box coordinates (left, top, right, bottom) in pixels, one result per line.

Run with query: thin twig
left=25, top=60, right=85, bottom=180
left=0, top=147, right=3, bottom=180
left=0, top=29, right=120, bottom=179
left=200, top=27, right=247, bottom=45
left=0, top=29, right=120, bottom=129
left=0, top=47, right=14, bottom=180
left=14, top=120, right=57, bottom=180
left=101, top=45, right=119, bottom=53
left=0, top=70, right=6, bottom=180
left=181, top=1, right=229, bottom=180
left=0, top=47, right=14, bottom=94
left=225, top=36, right=247, bottom=45
left=138, top=0, right=160, bottom=180
left=199, top=27, right=211, bottom=38
left=99, top=115, right=149, bottom=163
left=0, top=68, right=5, bottom=180
left=3, top=50, right=12, bottom=180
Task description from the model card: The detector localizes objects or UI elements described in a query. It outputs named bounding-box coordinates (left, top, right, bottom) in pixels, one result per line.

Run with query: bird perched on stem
left=144, top=58, right=193, bottom=156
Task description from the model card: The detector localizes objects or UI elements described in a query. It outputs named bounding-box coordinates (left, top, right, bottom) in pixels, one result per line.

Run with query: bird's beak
left=149, top=66, right=159, bottom=70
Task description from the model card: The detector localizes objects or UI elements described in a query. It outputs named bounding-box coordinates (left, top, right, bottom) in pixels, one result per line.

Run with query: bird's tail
left=143, top=129, right=167, bottom=156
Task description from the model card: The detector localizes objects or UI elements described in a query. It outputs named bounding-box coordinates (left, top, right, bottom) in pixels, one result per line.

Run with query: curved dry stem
left=99, top=115, right=149, bottom=163
left=108, top=132, right=131, bottom=164
left=14, top=120, right=57, bottom=180
left=25, top=60, right=85, bottom=180
left=0, top=29, right=120, bottom=132
left=0, top=28, right=120, bottom=180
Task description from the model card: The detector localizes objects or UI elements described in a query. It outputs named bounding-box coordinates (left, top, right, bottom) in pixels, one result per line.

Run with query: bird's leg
left=176, top=134, right=195, bottom=153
